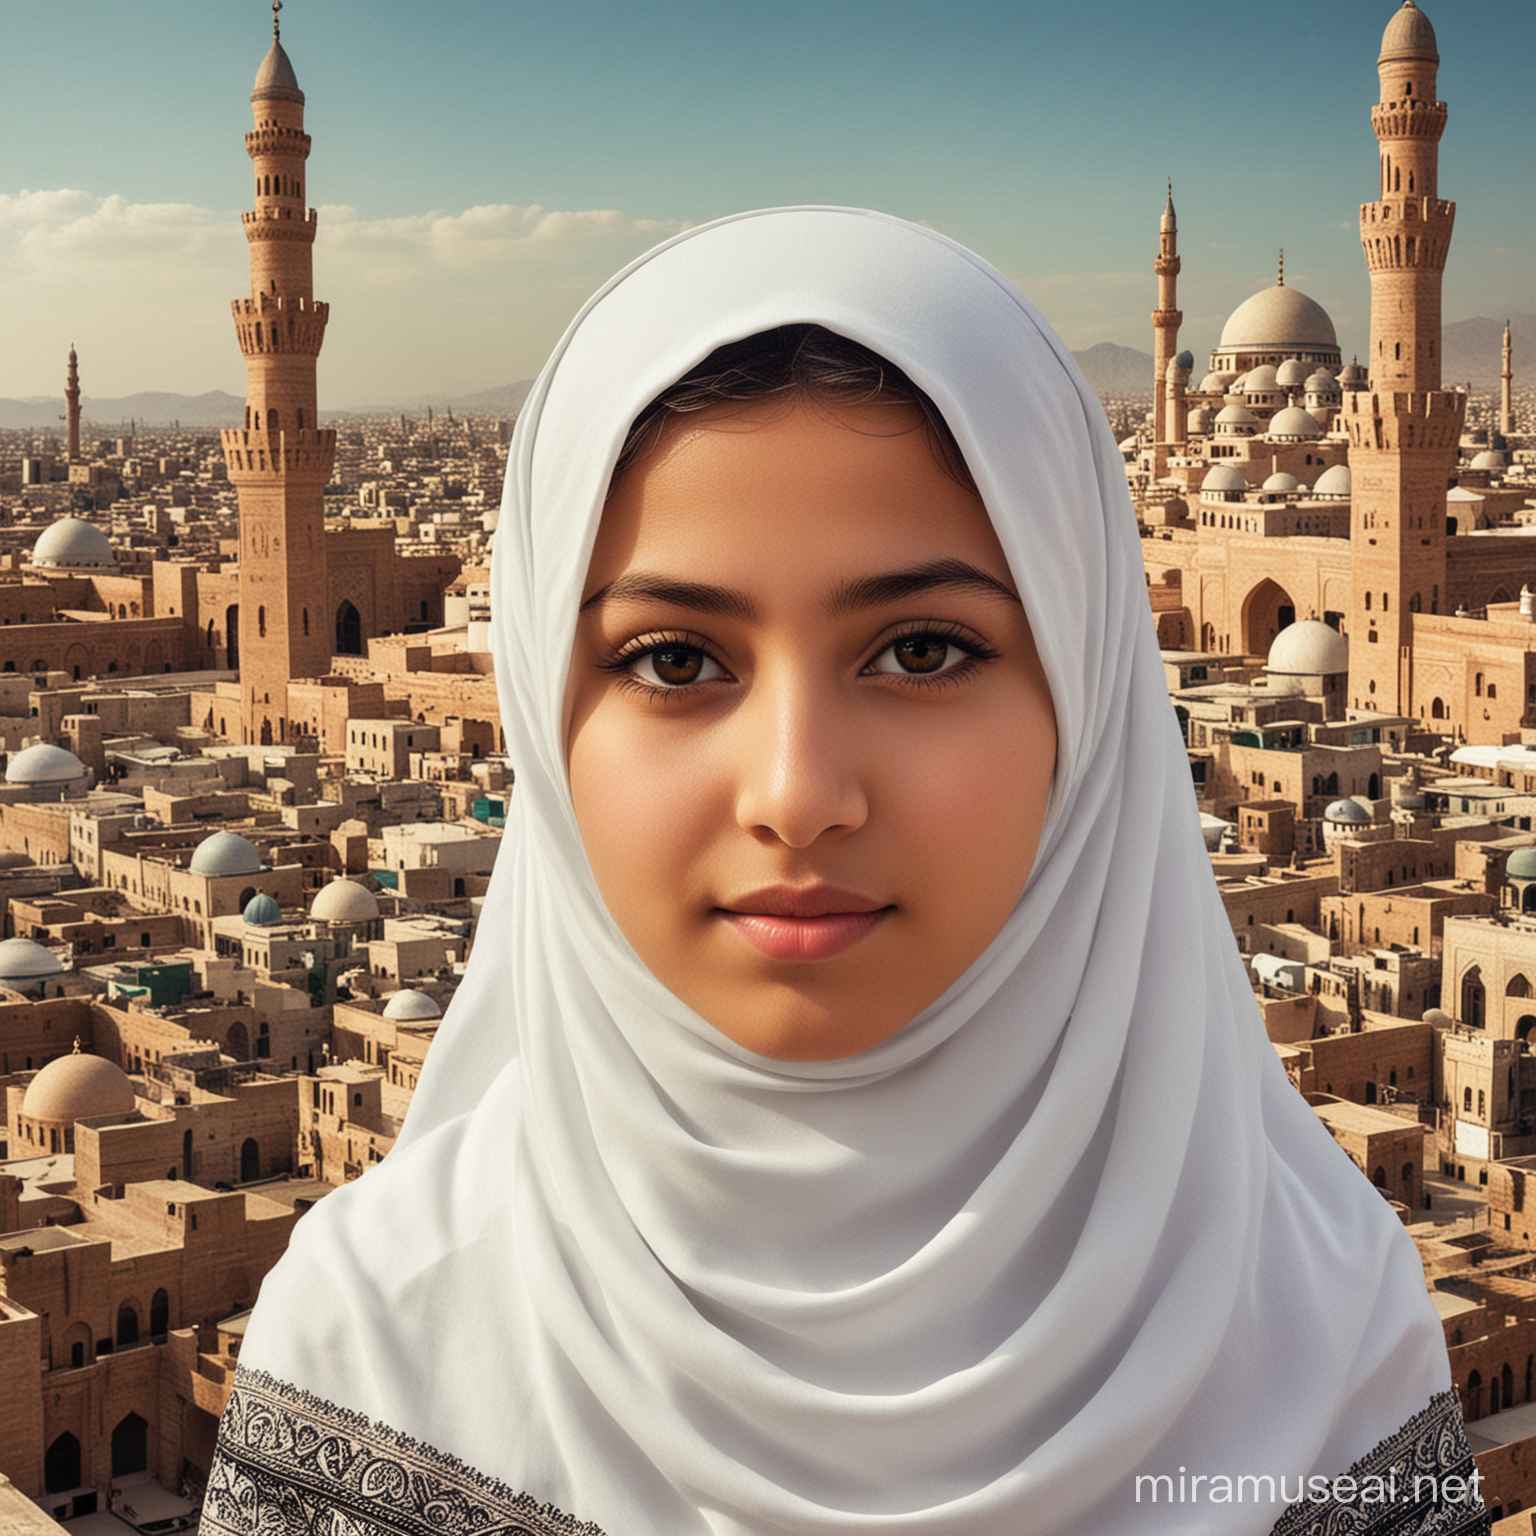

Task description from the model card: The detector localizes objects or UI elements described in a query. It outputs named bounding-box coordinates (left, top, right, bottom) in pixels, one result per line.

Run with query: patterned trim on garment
left=201, top=1366, right=608, bottom=1536
left=1268, top=1390, right=1489, bottom=1536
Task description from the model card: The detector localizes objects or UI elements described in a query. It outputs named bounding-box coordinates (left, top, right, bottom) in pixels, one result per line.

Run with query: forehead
left=586, top=399, right=1012, bottom=593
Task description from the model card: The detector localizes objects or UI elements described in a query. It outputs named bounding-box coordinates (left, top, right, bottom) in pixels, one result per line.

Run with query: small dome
left=1263, top=471, right=1302, bottom=492
left=1219, top=284, right=1338, bottom=352
left=1507, top=848, right=1536, bottom=882
left=1313, top=463, right=1353, bottom=498
left=21, top=1048, right=135, bottom=1124
left=1305, top=369, right=1339, bottom=393
left=1199, top=371, right=1236, bottom=393
left=32, top=516, right=117, bottom=572
left=0, top=937, right=66, bottom=983
left=1269, top=620, right=1349, bottom=677
left=5, top=743, right=85, bottom=786
left=311, top=879, right=380, bottom=924
left=382, top=988, right=442, bottom=1021
left=243, top=892, right=282, bottom=926
left=189, top=830, right=262, bottom=877
left=1470, top=450, right=1507, bottom=471
left=1174, top=349, right=1194, bottom=370
left=1215, top=402, right=1258, bottom=426
left=1325, top=799, right=1372, bottom=824
left=1276, top=359, right=1309, bottom=388
left=1340, top=360, right=1368, bottom=387
left=1187, top=406, right=1215, bottom=433
left=1201, top=465, right=1249, bottom=494
left=1242, top=364, right=1281, bottom=395
left=253, top=39, right=304, bottom=102
left=1380, top=0, right=1437, bottom=63
left=1268, top=406, right=1324, bottom=441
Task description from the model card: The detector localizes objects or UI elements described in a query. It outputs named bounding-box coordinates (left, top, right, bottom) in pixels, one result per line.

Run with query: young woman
left=203, top=208, right=1486, bottom=1534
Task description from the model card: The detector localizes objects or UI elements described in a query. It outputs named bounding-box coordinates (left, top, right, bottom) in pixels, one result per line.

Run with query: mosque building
left=1138, top=1, right=1533, bottom=747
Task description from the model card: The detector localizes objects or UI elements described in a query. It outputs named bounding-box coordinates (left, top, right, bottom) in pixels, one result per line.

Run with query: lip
left=716, top=886, right=893, bottom=962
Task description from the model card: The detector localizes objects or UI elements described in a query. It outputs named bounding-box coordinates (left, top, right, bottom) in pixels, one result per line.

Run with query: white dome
left=1305, top=369, right=1339, bottom=393
left=1470, top=450, right=1507, bottom=471
left=1198, top=371, right=1236, bottom=393
left=1267, top=406, right=1324, bottom=441
left=1187, top=406, right=1215, bottom=432
left=1276, top=359, right=1309, bottom=388
left=1263, top=472, right=1302, bottom=492
left=31, top=516, right=117, bottom=572
left=1268, top=620, right=1349, bottom=677
left=382, top=988, right=441, bottom=1021
left=1312, top=463, right=1353, bottom=498
left=21, top=1049, right=134, bottom=1124
left=5, top=743, right=85, bottom=785
left=311, top=879, right=380, bottom=924
left=189, top=830, right=262, bottom=877
left=1219, top=283, right=1338, bottom=353
left=1201, top=465, right=1250, bottom=494
left=1242, top=364, right=1281, bottom=395
left=1325, top=799, right=1372, bottom=824
left=1215, top=402, right=1258, bottom=427
left=0, top=937, right=66, bottom=982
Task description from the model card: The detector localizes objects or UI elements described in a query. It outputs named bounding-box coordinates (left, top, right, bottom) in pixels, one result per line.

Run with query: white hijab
left=241, top=207, right=1450, bottom=1533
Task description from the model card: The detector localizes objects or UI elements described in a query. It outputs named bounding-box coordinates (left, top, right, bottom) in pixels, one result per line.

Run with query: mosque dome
left=5, top=743, right=86, bottom=786
left=1269, top=620, right=1348, bottom=677
left=1215, top=402, right=1258, bottom=428
left=1325, top=799, right=1371, bottom=825
left=1340, top=360, right=1368, bottom=388
left=1174, top=350, right=1194, bottom=370
left=189, top=830, right=262, bottom=877
left=382, top=989, right=442, bottom=1022
left=0, top=937, right=66, bottom=985
left=1263, top=471, right=1302, bottom=492
left=31, top=516, right=117, bottom=572
left=1276, top=359, right=1309, bottom=389
left=1305, top=369, right=1339, bottom=393
left=21, top=1047, right=135, bottom=1125
left=1380, top=0, right=1437, bottom=62
left=1218, top=284, right=1338, bottom=354
left=1199, top=371, right=1237, bottom=393
left=311, top=879, right=380, bottom=924
left=1507, top=848, right=1536, bottom=882
left=1313, top=463, right=1353, bottom=498
left=1471, top=449, right=1507, bottom=471
left=1242, top=364, right=1281, bottom=395
left=1268, top=406, right=1324, bottom=441
left=253, top=39, right=304, bottom=103
left=243, top=892, right=282, bottom=926
left=1201, top=465, right=1249, bottom=494
left=1187, top=406, right=1215, bottom=433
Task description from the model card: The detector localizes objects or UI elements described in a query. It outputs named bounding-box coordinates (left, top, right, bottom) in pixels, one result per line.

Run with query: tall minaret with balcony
left=1150, top=183, right=1182, bottom=478
left=221, top=2, right=334, bottom=745
left=1501, top=322, right=1514, bottom=438
left=1344, top=0, right=1465, bottom=716
left=64, top=346, right=81, bottom=462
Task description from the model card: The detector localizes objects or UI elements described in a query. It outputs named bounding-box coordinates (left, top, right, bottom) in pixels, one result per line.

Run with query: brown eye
left=632, top=644, right=723, bottom=688
left=889, top=636, right=949, bottom=674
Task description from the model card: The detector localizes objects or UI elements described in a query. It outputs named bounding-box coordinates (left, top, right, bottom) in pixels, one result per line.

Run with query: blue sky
left=2, top=0, right=1530, bottom=406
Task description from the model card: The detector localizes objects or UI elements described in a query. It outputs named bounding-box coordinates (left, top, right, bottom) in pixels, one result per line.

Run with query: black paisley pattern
left=1269, top=1390, right=1489, bottom=1536
left=203, top=1371, right=1489, bottom=1535
left=202, top=1367, right=606, bottom=1536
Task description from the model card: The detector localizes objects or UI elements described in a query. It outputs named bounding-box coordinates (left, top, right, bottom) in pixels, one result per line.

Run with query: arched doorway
left=116, top=1299, right=140, bottom=1347
left=336, top=600, right=362, bottom=656
left=227, top=1021, right=249, bottom=1060
left=1241, top=578, right=1297, bottom=656
left=1462, top=967, right=1486, bottom=1030
left=111, top=1413, right=148, bottom=1478
left=241, top=1136, right=260, bottom=1182
left=225, top=604, right=239, bottom=670
left=44, top=1432, right=81, bottom=1494
left=149, top=1289, right=169, bottom=1338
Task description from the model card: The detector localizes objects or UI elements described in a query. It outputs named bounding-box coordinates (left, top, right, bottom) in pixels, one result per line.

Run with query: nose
left=732, top=668, right=868, bottom=849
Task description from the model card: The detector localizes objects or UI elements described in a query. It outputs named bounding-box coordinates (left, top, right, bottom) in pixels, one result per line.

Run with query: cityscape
left=2, top=0, right=1535, bottom=1531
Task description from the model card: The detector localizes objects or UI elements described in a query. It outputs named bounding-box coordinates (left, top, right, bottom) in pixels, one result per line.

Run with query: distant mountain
left=0, top=391, right=245, bottom=430
left=1443, top=313, right=1533, bottom=391
left=1072, top=343, right=1155, bottom=396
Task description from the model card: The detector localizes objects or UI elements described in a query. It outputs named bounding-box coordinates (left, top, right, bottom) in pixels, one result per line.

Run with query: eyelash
left=597, top=621, right=1000, bottom=700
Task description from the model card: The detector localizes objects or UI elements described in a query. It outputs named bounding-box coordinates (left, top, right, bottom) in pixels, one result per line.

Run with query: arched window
left=116, top=1300, right=139, bottom=1347
left=1463, top=966, right=1486, bottom=1030
left=150, top=1288, right=169, bottom=1338
left=258, top=606, right=266, bottom=639
left=1464, top=1087, right=1473, bottom=1113
left=241, top=1136, right=261, bottom=1182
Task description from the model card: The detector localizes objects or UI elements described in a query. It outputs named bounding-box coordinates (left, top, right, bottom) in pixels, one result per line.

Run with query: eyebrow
left=580, top=558, right=1021, bottom=620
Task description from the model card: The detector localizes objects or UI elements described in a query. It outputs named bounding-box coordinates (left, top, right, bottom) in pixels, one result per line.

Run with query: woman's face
left=566, top=398, right=1056, bottom=1060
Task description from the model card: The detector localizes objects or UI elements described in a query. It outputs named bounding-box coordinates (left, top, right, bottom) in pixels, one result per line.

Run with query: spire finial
left=71, top=1036, right=81, bottom=1054
left=1277, top=249, right=1285, bottom=287
left=273, top=0, right=282, bottom=41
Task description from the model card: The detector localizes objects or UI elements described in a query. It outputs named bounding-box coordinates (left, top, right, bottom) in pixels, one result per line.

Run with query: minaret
left=221, top=1, right=335, bottom=746
left=1344, top=0, right=1465, bottom=716
left=1501, top=321, right=1514, bottom=438
left=64, top=346, right=81, bottom=462
left=1151, top=182, right=1181, bottom=478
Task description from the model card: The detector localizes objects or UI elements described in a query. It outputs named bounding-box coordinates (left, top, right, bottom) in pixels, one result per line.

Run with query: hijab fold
left=239, top=207, right=1450, bottom=1534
